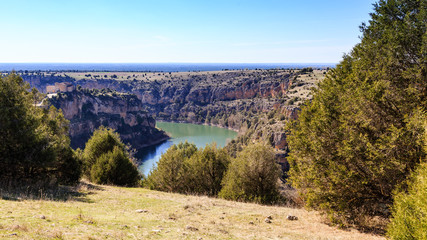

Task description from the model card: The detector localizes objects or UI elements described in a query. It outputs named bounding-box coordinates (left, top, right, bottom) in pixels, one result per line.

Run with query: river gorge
left=137, top=121, right=238, bottom=176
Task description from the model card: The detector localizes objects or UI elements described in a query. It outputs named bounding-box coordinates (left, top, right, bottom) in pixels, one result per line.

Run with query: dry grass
left=0, top=181, right=384, bottom=239
left=59, top=70, right=241, bottom=81
left=287, top=70, right=325, bottom=105
left=57, top=69, right=296, bottom=82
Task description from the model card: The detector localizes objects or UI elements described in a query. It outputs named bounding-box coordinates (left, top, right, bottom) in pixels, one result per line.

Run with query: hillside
left=0, top=183, right=384, bottom=240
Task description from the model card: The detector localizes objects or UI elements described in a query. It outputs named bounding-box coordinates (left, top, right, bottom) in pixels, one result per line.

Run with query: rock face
left=48, top=89, right=168, bottom=150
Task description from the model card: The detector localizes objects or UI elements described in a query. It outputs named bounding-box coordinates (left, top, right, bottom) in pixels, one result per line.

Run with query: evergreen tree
left=82, top=126, right=125, bottom=173
left=0, top=73, right=81, bottom=185
left=287, top=0, right=426, bottom=224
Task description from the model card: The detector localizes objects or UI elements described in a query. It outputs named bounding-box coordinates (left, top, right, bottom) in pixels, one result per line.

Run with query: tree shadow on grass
left=0, top=180, right=104, bottom=203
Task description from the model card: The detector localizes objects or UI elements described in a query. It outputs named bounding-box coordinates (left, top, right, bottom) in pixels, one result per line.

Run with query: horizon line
left=0, top=62, right=337, bottom=64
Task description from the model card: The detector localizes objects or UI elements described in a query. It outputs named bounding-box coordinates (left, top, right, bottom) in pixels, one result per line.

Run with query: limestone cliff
left=48, top=88, right=168, bottom=150
left=22, top=69, right=324, bottom=152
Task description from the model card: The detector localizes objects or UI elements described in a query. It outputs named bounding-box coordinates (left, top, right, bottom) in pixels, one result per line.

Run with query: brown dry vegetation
left=59, top=70, right=292, bottom=82
left=0, top=182, right=384, bottom=239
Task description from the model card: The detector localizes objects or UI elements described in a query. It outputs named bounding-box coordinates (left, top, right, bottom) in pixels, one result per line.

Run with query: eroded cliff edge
left=48, top=88, right=169, bottom=150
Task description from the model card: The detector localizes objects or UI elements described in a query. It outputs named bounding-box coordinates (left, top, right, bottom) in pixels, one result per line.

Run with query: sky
left=0, top=0, right=377, bottom=63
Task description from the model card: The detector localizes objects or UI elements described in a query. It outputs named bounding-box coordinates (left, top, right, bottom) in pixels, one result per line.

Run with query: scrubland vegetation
left=0, top=0, right=426, bottom=239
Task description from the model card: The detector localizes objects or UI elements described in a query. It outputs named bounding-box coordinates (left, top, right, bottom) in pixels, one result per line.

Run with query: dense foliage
left=185, top=143, right=230, bottom=196
left=0, top=73, right=81, bottom=186
left=82, top=126, right=141, bottom=186
left=387, top=163, right=427, bottom=239
left=144, top=142, right=229, bottom=196
left=145, top=142, right=281, bottom=203
left=287, top=0, right=426, bottom=225
left=219, top=143, right=281, bottom=204
left=387, top=122, right=427, bottom=239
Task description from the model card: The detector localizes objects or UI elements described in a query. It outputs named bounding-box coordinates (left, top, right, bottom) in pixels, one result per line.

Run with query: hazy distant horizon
left=0, top=62, right=336, bottom=72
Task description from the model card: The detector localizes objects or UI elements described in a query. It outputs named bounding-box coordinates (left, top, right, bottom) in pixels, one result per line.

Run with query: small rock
left=265, top=218, right=272, bottom=223
left=219, top=216, right=224, bottom=219
left=39, top=215, right=46, bottom=219
left=249, top=221, right=254, bottom=225
left=266, top=215, right=272, bottom=220
left=286, top=215, right=298, bottom=221
left=135, top=209, right=148, bottom=213
left=152, top=229, right=162, bottom=233
left=8, top=233, right=18, bottom=236
left=186, top=225, right=199, bottom=231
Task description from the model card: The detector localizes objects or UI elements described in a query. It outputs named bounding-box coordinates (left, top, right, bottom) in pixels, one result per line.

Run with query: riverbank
left=136, top=134, right=170, bottom=149
left=0, top=181, right=385, bottom=239
left=156, top=120, right=240, bottom=133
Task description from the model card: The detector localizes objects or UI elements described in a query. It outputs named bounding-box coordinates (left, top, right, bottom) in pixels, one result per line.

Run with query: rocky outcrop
left=48, top=89, right=168, bottom=150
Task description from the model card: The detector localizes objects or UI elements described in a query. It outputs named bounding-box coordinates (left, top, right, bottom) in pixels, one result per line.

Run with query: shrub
left=144, top=142, right=197, bottom=192
left=144, top=142, right=229, bottom=196
left=90, top=146, right=140, bottom=186
left=219, top=143, right=281, bottom=204
left=82, top=126, right=125, bottom=174
left=83, top=126, right=140, bottom=186
left=185, top=144, right=229, bottom=196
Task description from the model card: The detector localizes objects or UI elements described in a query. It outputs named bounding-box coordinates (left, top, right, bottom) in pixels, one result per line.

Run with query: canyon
left=22, top=69, right=325, bottom=153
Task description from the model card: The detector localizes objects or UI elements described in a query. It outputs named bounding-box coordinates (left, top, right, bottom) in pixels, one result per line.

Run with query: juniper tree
left=287, top=0, right=426, bottom=224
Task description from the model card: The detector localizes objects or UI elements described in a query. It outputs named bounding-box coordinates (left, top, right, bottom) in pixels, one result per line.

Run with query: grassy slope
left=0, top=182, right=384, bottom=240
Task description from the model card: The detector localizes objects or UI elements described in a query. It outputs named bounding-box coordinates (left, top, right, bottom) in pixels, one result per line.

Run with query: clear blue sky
left=0, top=0, right=377, bottom=63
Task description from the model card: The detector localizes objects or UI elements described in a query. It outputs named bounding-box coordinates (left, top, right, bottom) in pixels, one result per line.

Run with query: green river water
left=137, top=121, right=238, bottom=176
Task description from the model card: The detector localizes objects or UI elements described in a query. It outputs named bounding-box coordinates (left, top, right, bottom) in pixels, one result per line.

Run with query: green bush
left=144, top=142, right=229, bottom=196
left=144, top=141, right=197, bottom=192
left=83, top=126, right=125, bottom=173
left=83, top=126, right=140, bottom=186
left=90, top=146, right=140, bottom=186
left=185, top=144, right=229, bottom=196
left=219, top=143, right=281, bottom=204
